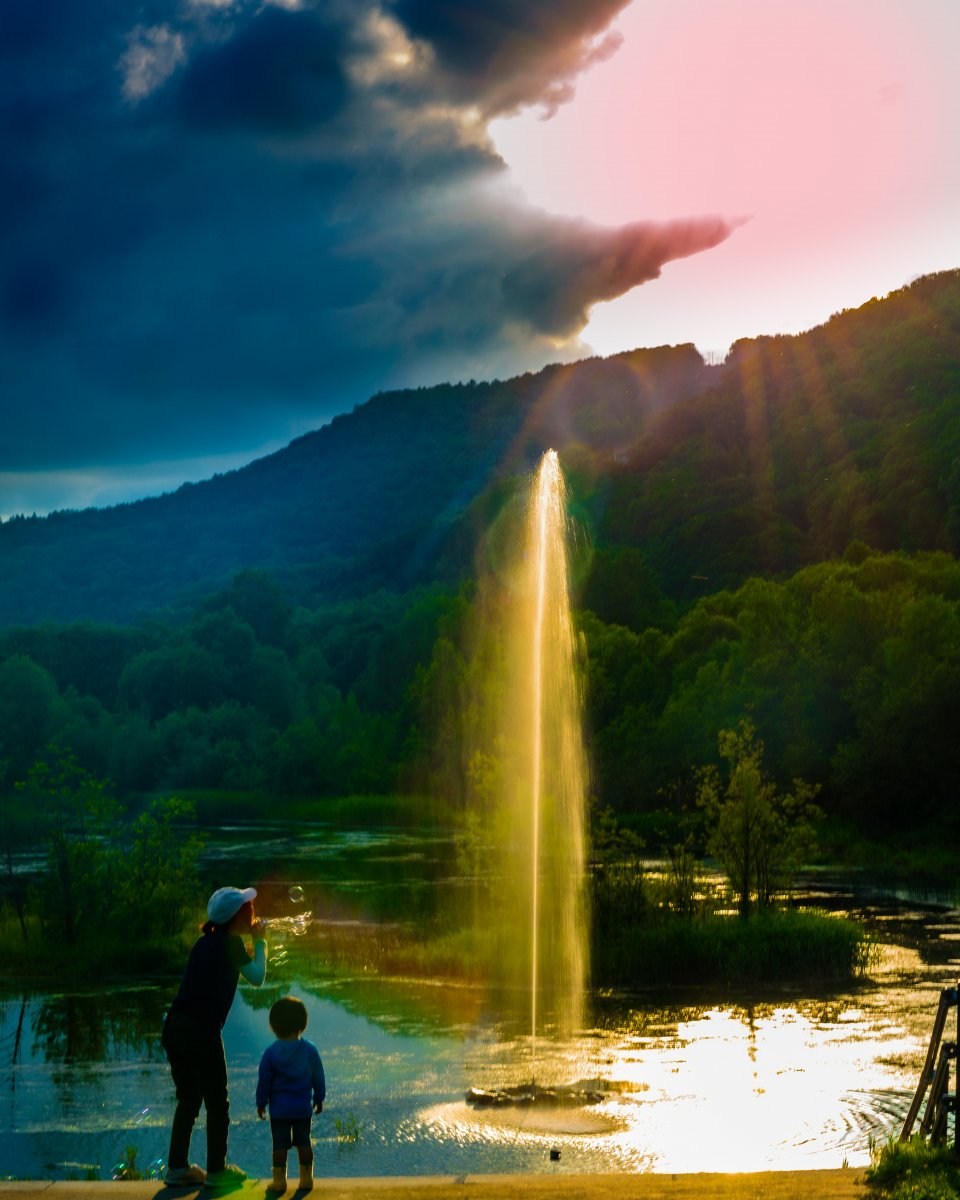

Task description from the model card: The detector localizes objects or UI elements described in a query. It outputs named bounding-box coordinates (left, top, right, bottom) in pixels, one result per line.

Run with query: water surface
left=0, top=828, right=954, bottom=1181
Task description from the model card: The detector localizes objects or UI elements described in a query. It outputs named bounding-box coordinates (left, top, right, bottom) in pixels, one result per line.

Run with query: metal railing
left=901, top=983, right=960, bottom=1150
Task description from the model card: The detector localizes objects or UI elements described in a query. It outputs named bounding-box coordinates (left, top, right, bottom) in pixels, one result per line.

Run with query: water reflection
left=30, top=989, right=168, bottom=1069
left=0, top=974, right=937, bottom=1181
left=203, top=827, right=461, bottom=927
left=1, top=844, right=958, bottom=1181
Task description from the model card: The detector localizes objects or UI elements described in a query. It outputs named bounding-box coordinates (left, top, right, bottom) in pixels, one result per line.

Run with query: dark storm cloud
left=327, top=196, right=742, bottom=374
left=0, top=0, right=741, bottom=504
left=499, top=216, right=741, bottom=337
left=388, top=0, right=630, bottom=115
left=1, top=256, right=71, bottom=334
left=175, top=7, right=350, bottom=132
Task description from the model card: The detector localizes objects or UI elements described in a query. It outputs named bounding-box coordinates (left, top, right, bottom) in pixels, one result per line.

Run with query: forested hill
left=2, top=267, right=960, bottom=627
left=0, top=344, right=715, bottom=626
left=592, top=267, right=960, bottom=601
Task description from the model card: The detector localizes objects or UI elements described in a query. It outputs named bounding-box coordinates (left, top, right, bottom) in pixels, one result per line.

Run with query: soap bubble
left=264, top=910, right=312, bottom=936
left=147, top=1158, right=166, bottom=1181
left=288, top=885, right=305, bottom=904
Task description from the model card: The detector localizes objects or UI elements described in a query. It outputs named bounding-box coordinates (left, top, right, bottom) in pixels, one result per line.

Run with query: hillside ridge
left=2, top=268, right=959, bottom=625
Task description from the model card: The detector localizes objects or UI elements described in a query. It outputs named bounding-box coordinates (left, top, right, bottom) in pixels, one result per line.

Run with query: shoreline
left=0, top=1169, right=867, bottom=1199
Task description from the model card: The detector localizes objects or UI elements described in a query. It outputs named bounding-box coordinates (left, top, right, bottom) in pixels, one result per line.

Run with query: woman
left=162, top=885, right=268, bottom=1188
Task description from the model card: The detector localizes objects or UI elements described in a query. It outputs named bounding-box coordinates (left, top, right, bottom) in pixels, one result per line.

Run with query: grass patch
left=819, top=819, right=960, bottom=893
left=865, top=1135, right=960, bottom=1200
left=305, top=793, right=457, bottom=829
left=0, top=912, right=194, bottom=985
left=278, top=918, right=495, bottom=984
left=269, top=906, right=870, bottom=994
left=145, top=789, right=458, bottom=829
left=592, top=908, right=873, bottom=988
left=851, top=842, right=960, bottom=894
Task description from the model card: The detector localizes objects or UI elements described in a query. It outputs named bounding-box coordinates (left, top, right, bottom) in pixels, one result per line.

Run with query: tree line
left=1, top=547, right=958, bottom=856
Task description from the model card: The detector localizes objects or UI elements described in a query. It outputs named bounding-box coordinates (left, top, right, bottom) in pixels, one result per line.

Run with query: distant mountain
left=2, top=268, right=959, bottom=628
left=0, top=344, right=716, bottom=625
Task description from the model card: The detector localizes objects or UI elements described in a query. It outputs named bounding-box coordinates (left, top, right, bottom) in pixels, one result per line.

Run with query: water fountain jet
left=465, top=449, right=598, bottom=1112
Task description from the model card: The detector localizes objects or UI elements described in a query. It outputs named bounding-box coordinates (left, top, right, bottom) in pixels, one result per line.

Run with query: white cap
left=207, top=886, right=257, bottom=925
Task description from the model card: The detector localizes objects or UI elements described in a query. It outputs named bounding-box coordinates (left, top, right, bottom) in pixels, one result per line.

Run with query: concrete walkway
left=0, top=1171, right=867, bottom=1200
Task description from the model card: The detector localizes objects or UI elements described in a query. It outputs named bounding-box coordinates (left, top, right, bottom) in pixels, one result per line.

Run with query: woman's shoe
left=164, top=1163, right=207, bottom=1186
left=204, top=1164, right=247, bottom=1190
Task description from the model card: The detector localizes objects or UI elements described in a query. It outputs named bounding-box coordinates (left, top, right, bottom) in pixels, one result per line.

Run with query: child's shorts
left=270, top=1116, right=312, bottom=1151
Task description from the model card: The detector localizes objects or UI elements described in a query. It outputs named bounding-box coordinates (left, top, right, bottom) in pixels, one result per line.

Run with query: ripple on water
left=420, top=1100, right=628, bottom=1140
left=806, top=1088, right=913, bottom=1153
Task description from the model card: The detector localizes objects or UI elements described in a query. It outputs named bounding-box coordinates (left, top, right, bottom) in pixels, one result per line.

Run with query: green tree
left=356, top=589, right=458, bottom=713
left=116, top=796, right=204, bottom=939
left=409, top=636, right=469, bottom=807
left=18, top=751, right=203, bottom=950
left=191, top=607, right=257, bottom=675
left=580, top=547, right=677, bottom=632
left=118, top=643, right=225, bottom=719
left=697, top=721, right=820, bottom=918
left=108, top=710, right=166, bottom=793
left=201, top=569, right=291, bottom=648
left=19, top=749, right=122, bottom=944
left=275, top=716, right=325, bottom=796
left=156, top=702, right=271, bottom=791
left=0, top=760, right=29, bottom=941
left=0, top=655, right=62, bottom=778
left=831, top=589, right=960, bottom=830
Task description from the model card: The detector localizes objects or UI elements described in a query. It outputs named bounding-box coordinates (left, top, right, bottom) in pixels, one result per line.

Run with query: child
left=256, top=996, right=326, bottom=1192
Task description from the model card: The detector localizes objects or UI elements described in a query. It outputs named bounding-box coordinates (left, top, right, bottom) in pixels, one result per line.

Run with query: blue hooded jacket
left=256, top=1037, right=326, bottom=1118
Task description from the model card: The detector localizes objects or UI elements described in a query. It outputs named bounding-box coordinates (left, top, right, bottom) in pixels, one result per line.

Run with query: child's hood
left=274, top=1039, right=309, bottom=1066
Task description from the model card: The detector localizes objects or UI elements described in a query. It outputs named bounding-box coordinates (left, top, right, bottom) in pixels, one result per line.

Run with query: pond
left=0, top=825, right=956, bottom=1182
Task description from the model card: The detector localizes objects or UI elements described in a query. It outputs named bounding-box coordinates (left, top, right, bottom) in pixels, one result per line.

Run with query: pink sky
left=490, top=0, right=960, bottom=357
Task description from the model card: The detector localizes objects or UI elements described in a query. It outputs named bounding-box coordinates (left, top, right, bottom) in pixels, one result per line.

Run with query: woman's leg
left=162, top=1014, right=203, bottom=1169
left=196, top=1032, right=230, bottom=1173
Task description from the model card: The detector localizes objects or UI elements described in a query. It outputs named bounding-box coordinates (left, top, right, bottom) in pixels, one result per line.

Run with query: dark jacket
left=169, top=929, right=251, bottom=1032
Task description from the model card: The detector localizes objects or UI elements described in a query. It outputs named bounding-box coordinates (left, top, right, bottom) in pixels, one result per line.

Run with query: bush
left=591, top=907, right=872, bottom=989
left=865, top=1135, right=960, bottom=1200
left=12, top=749, right=204, bottom=964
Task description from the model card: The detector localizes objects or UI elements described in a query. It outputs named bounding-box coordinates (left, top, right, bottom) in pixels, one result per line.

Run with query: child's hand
left=314, top=1102, right=323, bottom=1114
left=257, top=1107, right=267, bottom=1120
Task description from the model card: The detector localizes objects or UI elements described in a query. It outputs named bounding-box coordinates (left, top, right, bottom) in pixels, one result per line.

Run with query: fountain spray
left=465, top=449, right=593, bottom=1109
left=529, top=449, right=552, bottom=1080
left=520, top=450, right=588, bottom=1080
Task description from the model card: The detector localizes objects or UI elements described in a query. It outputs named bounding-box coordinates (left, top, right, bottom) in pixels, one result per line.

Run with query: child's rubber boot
left=298, top=1166, right=313, bottom=1191
left=268, top=1165, right=287, bottom=1192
